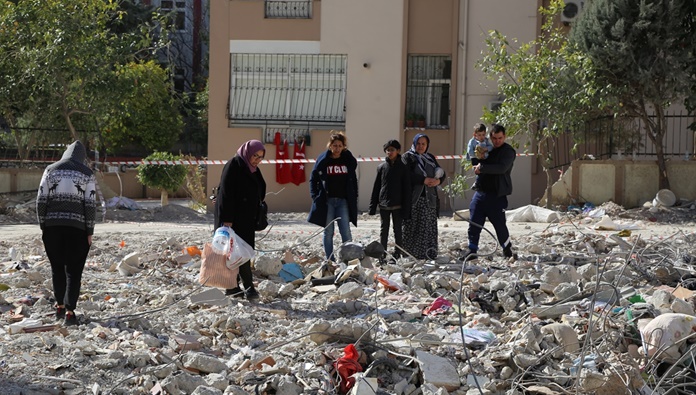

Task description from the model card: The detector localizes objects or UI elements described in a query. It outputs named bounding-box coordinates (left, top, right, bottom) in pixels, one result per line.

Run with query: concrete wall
left=11, top=159, right=691, bottom=210
left=1, top=169, right=191, bottom=200
left=540, top=159, right=696, bottom=208
left=321, top=0, right=409, bottom=211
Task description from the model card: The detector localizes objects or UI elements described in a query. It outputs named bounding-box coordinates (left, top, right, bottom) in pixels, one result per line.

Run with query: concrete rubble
left=1, top=198, right=696, bottom=394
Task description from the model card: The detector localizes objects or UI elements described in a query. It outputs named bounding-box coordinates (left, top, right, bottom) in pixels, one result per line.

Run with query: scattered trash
left=278, top=262, right=303, bottom=282
left=422, top=296, right=452, bottom=315
left=654, top=189, right=676, bottom=207
left=1, top=198, right=695, bottom=394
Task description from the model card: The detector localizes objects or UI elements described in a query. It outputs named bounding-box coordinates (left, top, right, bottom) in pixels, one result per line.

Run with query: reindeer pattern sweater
left=36, top=141, right=97, bottom=235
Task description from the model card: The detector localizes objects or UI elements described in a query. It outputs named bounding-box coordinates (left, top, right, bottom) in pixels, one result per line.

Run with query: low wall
left=0, top=168, right=192, bottom=200
left=546, top=159, right=696, bottom=208
left=7, top=159, right=694, bottom=210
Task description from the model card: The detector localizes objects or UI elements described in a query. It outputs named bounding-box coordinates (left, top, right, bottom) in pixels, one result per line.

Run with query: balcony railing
left=265, top=1, right=312, bottom=19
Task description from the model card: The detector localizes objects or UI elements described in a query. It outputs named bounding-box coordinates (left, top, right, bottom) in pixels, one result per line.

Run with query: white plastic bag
left=226, top=229, right=256, bottom=270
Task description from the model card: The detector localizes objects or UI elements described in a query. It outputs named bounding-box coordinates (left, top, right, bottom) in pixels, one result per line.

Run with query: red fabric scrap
left=423, top=296, right=453, bottom=315
left=275, top=132, right=292, bottom=184
left=291, top=139, right=306, bottom=185
left=333, top=343, right=362, bottom=394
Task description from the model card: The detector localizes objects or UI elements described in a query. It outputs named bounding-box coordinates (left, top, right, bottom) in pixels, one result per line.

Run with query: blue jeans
left=324, top=197, right=352, bottom=260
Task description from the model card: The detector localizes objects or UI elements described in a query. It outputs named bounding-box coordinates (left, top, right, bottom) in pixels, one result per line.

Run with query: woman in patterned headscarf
left=215, top=140, right=267, bottom=300
left=401, top=133, right=445, bottom=259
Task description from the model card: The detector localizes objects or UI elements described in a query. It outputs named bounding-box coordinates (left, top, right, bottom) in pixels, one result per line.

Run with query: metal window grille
left=161, top=1, right=186, bottom=31
left=405, top=55, right=451, bottom=129
left=263, top=127, right=310, bottom=145
left=265, top=0, right=312, bottom=19
left=229, top=53, right=347, bottom=126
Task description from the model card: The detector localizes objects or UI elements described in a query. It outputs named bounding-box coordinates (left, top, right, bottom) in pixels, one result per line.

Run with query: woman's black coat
left=307, top=149, right=359, bottom=227
left=214, top=155, right=266, bottom=248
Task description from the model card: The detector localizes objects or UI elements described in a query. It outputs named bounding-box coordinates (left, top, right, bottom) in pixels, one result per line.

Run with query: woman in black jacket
left=214, top=140, right=266, bottom=299
left=307, top=131, right=358, bottom=261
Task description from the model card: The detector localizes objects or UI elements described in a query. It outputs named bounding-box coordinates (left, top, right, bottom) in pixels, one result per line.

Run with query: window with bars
left=265, top=0, right=312, bottom=19
left=161, top=0, right=186, bottom=31
left=228, top=53, right=347, bottom=126
left=405, top=55, right=451, bottom=129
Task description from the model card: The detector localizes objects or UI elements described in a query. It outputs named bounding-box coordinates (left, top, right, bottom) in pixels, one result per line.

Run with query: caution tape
left=96, top=153, right=535, bottom=166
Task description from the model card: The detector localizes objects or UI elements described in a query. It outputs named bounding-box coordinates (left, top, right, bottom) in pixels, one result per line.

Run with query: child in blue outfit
left=466, top=123, right=493, bottom=190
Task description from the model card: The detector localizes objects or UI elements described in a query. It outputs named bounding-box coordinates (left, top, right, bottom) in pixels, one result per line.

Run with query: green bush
left=137, top=151, right=187, bottom=206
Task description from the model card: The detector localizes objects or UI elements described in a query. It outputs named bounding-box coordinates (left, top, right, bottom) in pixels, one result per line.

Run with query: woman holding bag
left=214, top=139, right=266, bottom=300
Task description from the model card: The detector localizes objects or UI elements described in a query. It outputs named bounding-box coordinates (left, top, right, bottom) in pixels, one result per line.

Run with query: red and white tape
left=98, top=153, right=535, bottom=166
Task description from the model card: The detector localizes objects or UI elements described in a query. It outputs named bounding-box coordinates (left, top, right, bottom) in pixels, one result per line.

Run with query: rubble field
left=1, top=195, right=696, bottom=395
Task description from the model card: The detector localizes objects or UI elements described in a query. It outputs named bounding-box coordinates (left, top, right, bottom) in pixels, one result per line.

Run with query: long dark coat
left=214, top=155, right=266, bottom=248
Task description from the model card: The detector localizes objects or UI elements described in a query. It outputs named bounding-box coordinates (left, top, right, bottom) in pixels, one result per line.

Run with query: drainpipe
left=455, top=0, right=469, bottom=159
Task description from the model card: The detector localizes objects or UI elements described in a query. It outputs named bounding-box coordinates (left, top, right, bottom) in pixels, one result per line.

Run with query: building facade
left=208, top=0, right=542, bottom=213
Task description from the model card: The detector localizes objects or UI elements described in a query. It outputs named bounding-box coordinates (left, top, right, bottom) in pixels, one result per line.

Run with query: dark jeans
left=42, top=226, right=91, bottom=311
left=467, top=191, right=511, bottom=252
left=379, top=208, right=403, bottom=257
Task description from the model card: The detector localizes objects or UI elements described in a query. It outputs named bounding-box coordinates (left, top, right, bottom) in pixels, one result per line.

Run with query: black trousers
left=42, top=226, right=91, bottom=311
left=238, top=261, right=254, bottom=290
left=467, top=191, right=511, bottom=252
left=379, top=208, right=403, bottom=257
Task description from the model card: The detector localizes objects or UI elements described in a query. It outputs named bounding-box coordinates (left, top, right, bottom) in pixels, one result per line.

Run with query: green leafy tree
left=0, top=0, right=174, bottom=155
left=570, top=0, right=696, bottom=190
left=137, top=151, right=187, bottom=207
left=474, top=0, right=606, bottom=207
left=102, top=61, right=184, bottom=153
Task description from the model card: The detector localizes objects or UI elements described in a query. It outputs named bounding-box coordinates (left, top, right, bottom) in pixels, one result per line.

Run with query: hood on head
left=61, top=140, right=87, bottom=165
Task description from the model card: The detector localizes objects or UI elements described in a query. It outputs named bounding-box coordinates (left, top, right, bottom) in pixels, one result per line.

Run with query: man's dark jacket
left=368, top=155, right=411, bottom=219
left=477, top=142, right=515, bottom=197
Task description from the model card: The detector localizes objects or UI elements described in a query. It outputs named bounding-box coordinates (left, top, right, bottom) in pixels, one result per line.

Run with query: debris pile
left=1, top=197, right=696, bottom=394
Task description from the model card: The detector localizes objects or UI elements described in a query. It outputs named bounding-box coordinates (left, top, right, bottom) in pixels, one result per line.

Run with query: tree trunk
left=160, top=190, right=169, bottom=207
left=539, top=137, right=554, bottom=209
left=641, top=108, right=670, bottom=190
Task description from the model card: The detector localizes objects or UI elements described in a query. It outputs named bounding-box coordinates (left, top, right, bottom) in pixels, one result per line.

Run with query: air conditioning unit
left=561, top=1, right=584, bottom=23
left=488, top=100, right=503, bottom=112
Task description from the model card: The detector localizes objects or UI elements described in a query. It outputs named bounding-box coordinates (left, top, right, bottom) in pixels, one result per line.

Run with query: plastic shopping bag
left=227, top=229, right=256, bottom=270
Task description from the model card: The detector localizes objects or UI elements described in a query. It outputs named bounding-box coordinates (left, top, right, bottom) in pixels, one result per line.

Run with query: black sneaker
left=460, top=249, right=478, bottom=260
left=245, top=288, right=260, bottom=300
left=225, top=287, right=244, bottom=298
left=56, top=306, right=66, bottom=321
left=503, top=246, right=514, bottom=258
left=64, top=311, right=78, bottom=326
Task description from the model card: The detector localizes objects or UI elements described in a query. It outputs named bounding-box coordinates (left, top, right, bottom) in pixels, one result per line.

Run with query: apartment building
left=207, top=0, right=545, bottom=213
left=142, top=0, right=209, bottom=93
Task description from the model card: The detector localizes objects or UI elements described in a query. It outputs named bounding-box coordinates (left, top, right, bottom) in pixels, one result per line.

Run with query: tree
left=570, top=0, right=696, bottom=190
left=102, top=61, right=184, bottom=153
left=137, top=151, right=188, bottom=207
left=0, top=0, right=177, bottom=154
left=474, top=0, right=606, bottom=207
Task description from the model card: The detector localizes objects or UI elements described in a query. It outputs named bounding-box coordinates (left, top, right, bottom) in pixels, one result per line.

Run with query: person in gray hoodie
left=37, top=140, right=96, bottom=326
